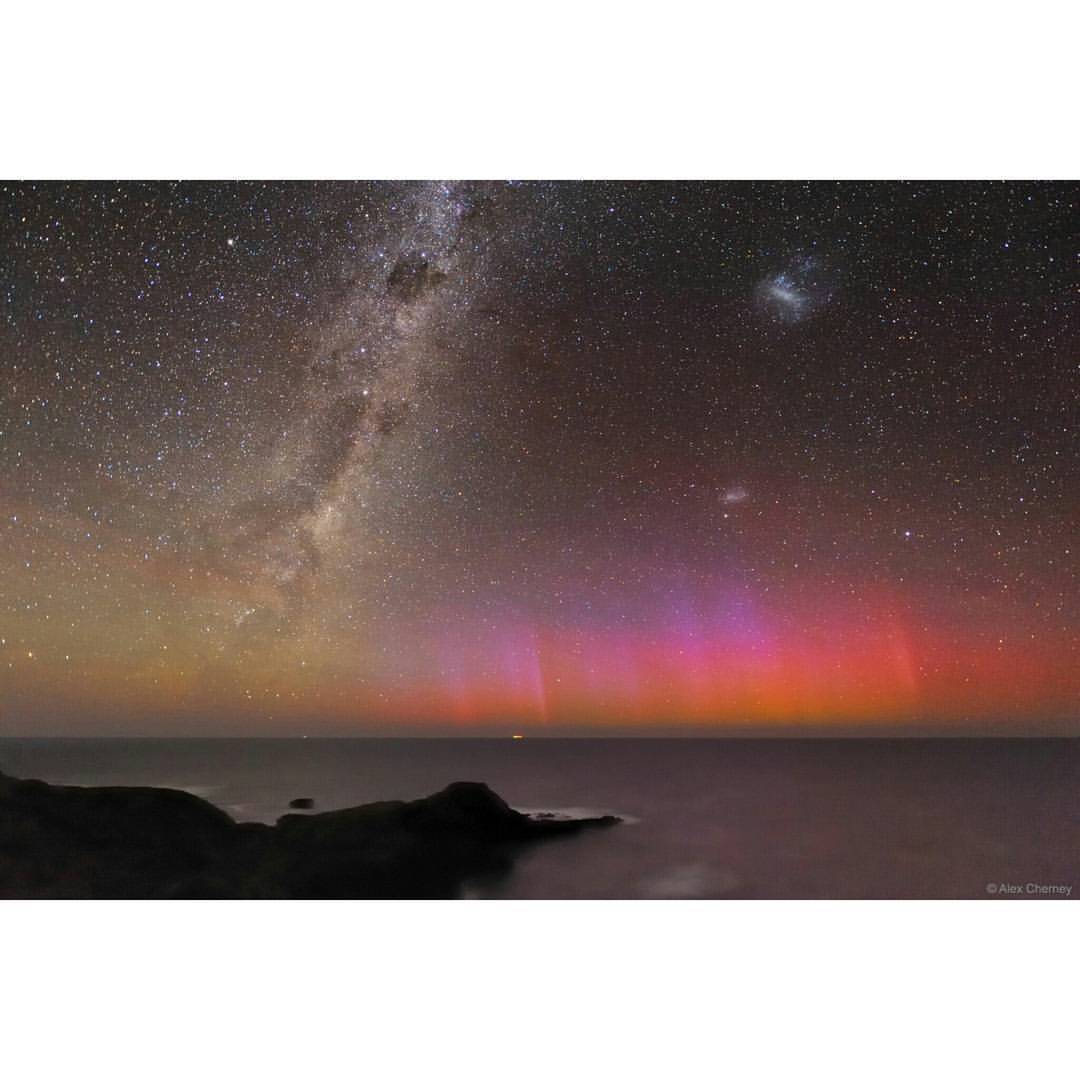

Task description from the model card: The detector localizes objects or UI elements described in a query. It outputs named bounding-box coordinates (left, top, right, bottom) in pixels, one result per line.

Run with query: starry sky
left=1, top=181, right=1076, bottom=735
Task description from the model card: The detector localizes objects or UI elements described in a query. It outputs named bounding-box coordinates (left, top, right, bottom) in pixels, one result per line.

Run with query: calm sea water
left=1, top=737, right=1076, bottom=899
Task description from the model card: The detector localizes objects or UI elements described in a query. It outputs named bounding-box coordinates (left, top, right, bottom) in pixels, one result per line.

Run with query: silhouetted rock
left=0, top=770, right=619, bottom=899
left=288, top=797, right=315, bottom=810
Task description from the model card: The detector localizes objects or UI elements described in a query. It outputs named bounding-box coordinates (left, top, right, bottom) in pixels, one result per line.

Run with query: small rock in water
left=289, top=797, right=315, bottom=810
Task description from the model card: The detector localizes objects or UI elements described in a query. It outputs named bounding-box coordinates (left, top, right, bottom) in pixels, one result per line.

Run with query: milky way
left=208, top=182, right=504, bottom=637
left=1, top=182, right=1077, bottom=733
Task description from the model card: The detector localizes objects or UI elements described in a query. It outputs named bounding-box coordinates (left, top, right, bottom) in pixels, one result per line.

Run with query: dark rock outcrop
left=288, top=797, right=315, bottom=810
left=0, top=770, right=619, bottom=899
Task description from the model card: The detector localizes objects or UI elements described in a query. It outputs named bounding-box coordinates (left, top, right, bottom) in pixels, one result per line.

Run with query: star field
left=1, top=181, right=1076, bottom=733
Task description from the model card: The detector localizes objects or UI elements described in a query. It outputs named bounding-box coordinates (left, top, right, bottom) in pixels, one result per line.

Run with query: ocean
left=1, top=737, right=1076, bottom=899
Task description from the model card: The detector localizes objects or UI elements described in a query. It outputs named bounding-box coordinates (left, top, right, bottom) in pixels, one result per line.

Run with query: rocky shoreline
left=0, top=769, right=619, bottom=899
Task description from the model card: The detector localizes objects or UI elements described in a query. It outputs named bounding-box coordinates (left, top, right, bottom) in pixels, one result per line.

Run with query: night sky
left=1, top=181, right=1076, bottom=734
